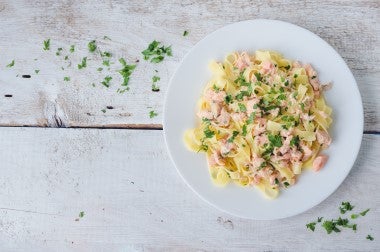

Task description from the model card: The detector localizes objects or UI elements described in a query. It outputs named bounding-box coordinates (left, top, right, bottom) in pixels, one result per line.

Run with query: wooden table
left=0, top=1, right=379, bottom=251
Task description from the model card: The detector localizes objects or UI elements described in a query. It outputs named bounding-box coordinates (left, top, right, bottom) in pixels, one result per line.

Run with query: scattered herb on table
left=100, top=51, right=112, bottom=58
left=35, top=69, right=40, bottom=74
left=306, top=222, right=316, bottom=232
left=118, top=58, right=136, bottom=90
left=63, top=76, right=70, bottom=81
left=56, top=47, right=63, bottom=56
left=69, top=45, right=75, bottom=53
left=141, top=40, right=172, bottom=63
left=152, top=75, right=160, bottom=91
left=149, top=110, right=158, bottom=118
left=101, top=76, right=112, bottom=87
left=43, top=39, right=50, bottom=50
left=360, top=209, right=370, bottom=216
left=366, top=235, right=374, bottom=241
left=64, top=55, right=69, bottom=60
left=97, top=67, right=103, bottom=72
left=101, top=109, right=106, bottom=113
left=78, top=57, right=87, bottom=69
left=183, top=30, right=189, bottom=36
left=340, top=201, right=354, bottom=214
left=102, top=60, right=110, bottom=67
left=88, top=40, right=97, bottom=52
left=6, top=60, right=15, bottom=67
left=103, top=36, right=111, bottom=40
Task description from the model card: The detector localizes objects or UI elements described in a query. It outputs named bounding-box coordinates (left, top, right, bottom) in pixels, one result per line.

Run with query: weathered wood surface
left=0, top=128, right=379, bottom=251
left=0, top=0, right=379, bottom=131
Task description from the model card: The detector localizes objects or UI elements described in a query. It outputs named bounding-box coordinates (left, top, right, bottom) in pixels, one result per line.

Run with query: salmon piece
left=235, top=52, right=251, bottom=71
left=301, top=113, right=315, bottom=121
left=246, top=98, right=260, bottom=114
left=197, top=110, right=214, bottom=120
left=210, top=102, right=222, bottom=118
left=231, top=112, right=246, bottom=122
left=316, top=129, right=332, bottom=147
left=255, top=134, right=269, bottom=146
left=205, top=89, right=226, bottom=103
left=313, top=155, right=328, bottom=172
left=300, top=143, right=313, bottom=161
left=220, top=141, right=236, bottom=156
left=260, top=60, right=275, bottom=75
left=292, top=61, right=302, bottom=68
left=216, top=107, right=230, bottom=126
left=253, top=118, right=267, bottom=136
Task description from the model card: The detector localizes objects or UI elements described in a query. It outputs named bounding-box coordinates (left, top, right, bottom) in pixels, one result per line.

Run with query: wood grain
left=0, top=0, right=379, bottom=131
left=0, top=127, right=379, bottom=251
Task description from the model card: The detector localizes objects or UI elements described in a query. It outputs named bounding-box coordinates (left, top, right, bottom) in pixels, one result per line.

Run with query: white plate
left=163, top=19, right=363, bottom=220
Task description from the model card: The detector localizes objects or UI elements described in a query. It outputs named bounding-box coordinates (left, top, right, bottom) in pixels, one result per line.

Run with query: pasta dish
left=184, top=50, right=332, bottom=198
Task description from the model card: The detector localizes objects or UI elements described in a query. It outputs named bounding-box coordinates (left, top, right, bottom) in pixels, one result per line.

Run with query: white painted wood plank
left=0, top=127, right=379, bottom=251
left=0, top=1, right=379, bottom=130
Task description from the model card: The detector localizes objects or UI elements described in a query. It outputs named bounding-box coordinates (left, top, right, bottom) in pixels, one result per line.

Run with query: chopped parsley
left=78, top=57, right=87, bottom=69
left=141, top=40, right=172, bottom=63
left=100, top=51, right=112, bottom=57
left=340, top=202, right=354, bottom=214
left=183, top=30, right=189, bottom=36
left=204, top=127, right=215, bottom=138
left=149, top=110, right=158, bottom=118
left=70, top=45, right=75, bottom=53
left=63, top=76, right=70, bottom=81
left=238, top=103, right=247, bottom=112
left=152, top=75, right=160, bottom=92
left=227, top=131, right=239, bottom=143
left=35, top=69, right=40, bottom=74
left=225, top=94, right=233, bottom=104
left=101, top=76, right=112, bottom=87
left=43, top=39, right=50, bottom=50
left=103, top=36, right=111, bottom=40
left=283, top=182, right=290, bottom=187
left=64, top=55, right=69, bottom=60
left=102, top=60, right=110, bottom=66
left=322, top=220, right=341, bottom=234
left=56, top=47, right=63, bottom=56
left=79, top=211, right=85, bottom=218
left=360, top=209, right=370, bottom=216
left=306, top=222, right=316, bottom=232
left=294, top=74, right=298, bottom=78
left=118, top=58, right=136, bottom=89
left=88, top=40, right=97, bottom=52
left=366, top=235, right=374, bottom=241
left=242, top=124, right=247, bottom=136
left=268, top=134, right=282, bottom=147
left=254, top=72, right=262, bottom=81
left=6, top=60, right=15, bottom=67
left=246, top=113, right=255, bottom=124
left=97, top=67, right=103, bottom=72
left=284, top=65, right=291, bottom=70
left=290, top=135, right=300, bottom=147
left=318, top=217, right=323, bottom=222
left=311, top=75, right=317, bottom=79
left=101, top=109, right=106, bottom=113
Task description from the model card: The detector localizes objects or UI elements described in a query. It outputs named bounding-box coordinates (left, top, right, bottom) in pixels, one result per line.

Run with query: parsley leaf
left=366, top=235, right=374, bottom=241
left=118, top=58, right=136, bottom=89
left=70, top=45, right=75, bottom=53
left=35, top=69, right=40, bottom=74
left=340, top=202, right=354, bottom=214
left=141, top=40, right=172, bottom=63
left=152, top=76, right=160, bottom=83
left=204, top=127, right=215, bottom=138
left=79, top=211, right=85, bottom=218
left=88, top=40, right=97, bottom=52
left=101, top=76, right=112, bottom=87
left=43, top=39, right=50, bottom=50
left=227, top=131, right=239, bottom=143
left=225, top=94, right=233, bottom=104
left=242, top=124, right=247, bottom=136
left=246, top=113, right=255, bottom=124
left=306, top=222, right=316, bottom=232
left=100, top=51, right=112, bottom=57
left=183, top=30, right=189, bottom=36
left=63, top=76, right=70, bottom=81
left=78, top=57, right=87, bottom=69
left=6, top=60, right=15, bottom=67
left=322, top=220, right=341, bottom=234
left=317, top=217, right=323, bottom=223
left=149, top=110, right=158, bottom=118
left=238, top=103, right=247, bottom=112
left=360, top=209, right=370, bottom=216
left=290, top=135, right=300, bottom=147
left=268, top=134, right=282, bottom=147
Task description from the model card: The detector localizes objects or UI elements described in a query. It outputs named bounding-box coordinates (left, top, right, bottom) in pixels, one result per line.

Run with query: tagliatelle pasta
left=184, top=50, right=333, bottom=199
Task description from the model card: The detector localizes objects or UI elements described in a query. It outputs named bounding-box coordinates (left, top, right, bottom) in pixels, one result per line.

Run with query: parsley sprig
left=141, top=40, right=172, bottom=63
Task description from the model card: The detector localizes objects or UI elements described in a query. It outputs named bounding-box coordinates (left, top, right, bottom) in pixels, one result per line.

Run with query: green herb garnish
left=360, top=209, right=370, bottom=216
left=43, top=39, right=50, bottom=50
left=238, top=103, right=247, bottom=112
left=6, top=60, right=15, bottom=67
left=35, top=69, right=40, bottom=74
left=306, top=222, right=316, bottom=232
left=227, top=131, right=239, bottom=143
left=340, top=202, right=354, bottom=214
left=63, top=76, right=70, bottom=81
left=100, top=51, right=112, bottom=57
left=225, top=94, right=233, bottom=104
left=79, top=211, right=85, bottom=218
left=242, top=124, right=247, bottom=136
left=78, top=57, right=87, bottom=69
left=183, top=30, right=189, bottom=36
left=118, top=58, right=136, bottom=89
left=70, top=45, right=75, bottom=53
left=204, top=128, right=215, bottom=138
left=101, top=76, right=112, bottom=87
left=149, top=110, right=158, bottom=118
left=366, top=235, right=374, bottom=241
left=88, top=40, right=97, bottom=52
left=268, top=134, right=282, bottom=147
left=141, top=40, right=172, bottom=63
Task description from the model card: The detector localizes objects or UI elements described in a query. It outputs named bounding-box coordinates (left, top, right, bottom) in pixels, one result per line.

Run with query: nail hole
left=106, top=106, right=114, bottom=109
left=22, top=75, right=31, bottom=78
left=4, top=94, right=13, bottom=97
